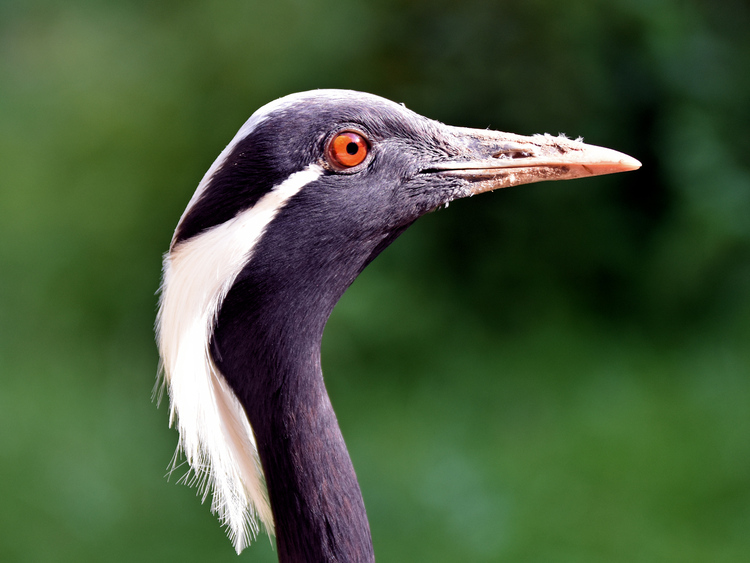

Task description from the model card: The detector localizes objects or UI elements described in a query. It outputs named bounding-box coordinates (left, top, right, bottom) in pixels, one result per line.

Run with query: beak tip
left=620, top=154, right=642, bottom=172
left=591, top=149, right=641, bottom=175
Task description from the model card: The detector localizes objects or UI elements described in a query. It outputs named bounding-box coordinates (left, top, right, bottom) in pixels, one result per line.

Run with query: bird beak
left=431, top=128, right=641, bottom=194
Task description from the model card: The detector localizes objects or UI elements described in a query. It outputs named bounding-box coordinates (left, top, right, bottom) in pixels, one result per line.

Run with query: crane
left=156, top=89, right=640, bottom=562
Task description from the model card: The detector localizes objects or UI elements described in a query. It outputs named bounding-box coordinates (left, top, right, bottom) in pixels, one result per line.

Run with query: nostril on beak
left=492, top=149, right=533, bottom=159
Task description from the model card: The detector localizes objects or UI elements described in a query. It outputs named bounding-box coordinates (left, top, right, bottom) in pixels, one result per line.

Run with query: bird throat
left=212, top=286, right=376, bottom=562
left=209, top=226, right=385, bottom=562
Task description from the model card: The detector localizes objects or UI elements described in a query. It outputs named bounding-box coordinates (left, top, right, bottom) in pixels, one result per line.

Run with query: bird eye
left=327, top=131, right=369, bottom=169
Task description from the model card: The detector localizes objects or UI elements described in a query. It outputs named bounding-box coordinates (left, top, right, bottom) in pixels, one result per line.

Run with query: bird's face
left=173, top=90, right=639, bottom=254
left=173, top=92, right=455, bottom=249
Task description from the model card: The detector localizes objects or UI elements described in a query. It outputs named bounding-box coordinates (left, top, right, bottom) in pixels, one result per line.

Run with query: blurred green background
left=2, top=0, right=749, bottom=561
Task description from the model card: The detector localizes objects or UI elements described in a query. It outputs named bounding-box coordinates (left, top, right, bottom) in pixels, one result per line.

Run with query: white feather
left=157, top=163, right=324, bottom=553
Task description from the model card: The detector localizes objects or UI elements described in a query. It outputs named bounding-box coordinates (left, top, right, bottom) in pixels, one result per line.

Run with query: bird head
left=174, top=90, right=639, bottom=254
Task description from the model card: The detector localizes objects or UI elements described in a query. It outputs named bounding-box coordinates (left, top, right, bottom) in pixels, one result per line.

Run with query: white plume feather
left=156, top=163, right=323, bottom=552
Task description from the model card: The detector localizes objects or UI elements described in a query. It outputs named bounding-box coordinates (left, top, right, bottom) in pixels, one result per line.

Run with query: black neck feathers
left=210, top=193, right=392, bottom=562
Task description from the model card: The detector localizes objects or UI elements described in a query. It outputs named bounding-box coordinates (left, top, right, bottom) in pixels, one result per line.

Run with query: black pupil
left=346, top=142, right=359, bottom=155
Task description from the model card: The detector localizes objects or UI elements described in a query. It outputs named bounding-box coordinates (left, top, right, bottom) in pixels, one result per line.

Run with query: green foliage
left=1, top=0, right=748, bottom=561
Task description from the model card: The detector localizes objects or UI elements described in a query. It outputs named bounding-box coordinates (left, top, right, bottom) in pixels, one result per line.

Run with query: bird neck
left=263, top=349, right=374, bottom=563
left=212, top=269, right=376, bottom=562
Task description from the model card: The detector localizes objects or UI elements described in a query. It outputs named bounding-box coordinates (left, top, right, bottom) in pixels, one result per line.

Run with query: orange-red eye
left=327, top=131, right=369, bottom=169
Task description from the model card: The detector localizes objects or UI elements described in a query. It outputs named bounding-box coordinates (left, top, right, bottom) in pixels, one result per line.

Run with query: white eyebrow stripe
left=156, top=162, right=324, bottom=552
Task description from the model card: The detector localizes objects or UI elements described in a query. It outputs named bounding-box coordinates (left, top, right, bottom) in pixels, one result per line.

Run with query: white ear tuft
left=156, top=164, right=323, bottom=552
